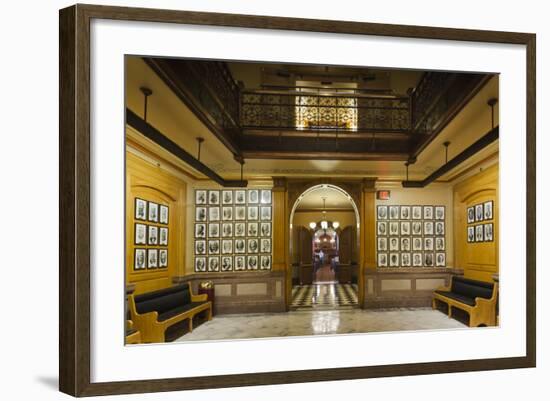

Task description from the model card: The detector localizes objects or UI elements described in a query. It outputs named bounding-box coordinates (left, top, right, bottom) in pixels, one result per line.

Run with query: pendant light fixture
left=309, top=196, right=340, bottom=231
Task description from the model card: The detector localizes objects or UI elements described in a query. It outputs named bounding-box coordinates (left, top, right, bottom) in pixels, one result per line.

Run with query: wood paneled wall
left=453, top=164, right=498, bottom=282
left=126, top=151, right=188, bottom=294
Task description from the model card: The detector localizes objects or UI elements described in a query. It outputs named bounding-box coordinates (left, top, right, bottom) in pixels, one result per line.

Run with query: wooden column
left=360, top=178, right=377, bottom=306
left=271, top=178, right=290, bottom=308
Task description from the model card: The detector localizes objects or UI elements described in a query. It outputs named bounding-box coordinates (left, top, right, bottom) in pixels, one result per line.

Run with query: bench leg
left=448, top=304, right=452, bottom=318
left=208, top=306, right=213, bottom=321
left=189, top=317, right=193, bottom=332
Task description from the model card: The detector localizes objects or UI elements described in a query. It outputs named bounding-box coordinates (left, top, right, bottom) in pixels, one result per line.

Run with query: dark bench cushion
left=435, top=290, right=476, bottom=306
left=134, top=284, right=192, bottom=315
left=451, top=276, right=494, bottom=300
left=158, top=302, right=207, bottom=322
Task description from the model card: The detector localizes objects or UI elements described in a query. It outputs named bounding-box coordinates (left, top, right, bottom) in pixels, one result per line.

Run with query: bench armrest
left=191, top=293, right=208, bottom=302
left=434, top=285, right=451, bottom=292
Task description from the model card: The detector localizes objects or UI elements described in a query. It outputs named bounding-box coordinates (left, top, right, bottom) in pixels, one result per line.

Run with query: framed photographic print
left=467, top=226, right=475, bottom=243
left=435, top=252, right=446, bottom=267
left=400, top=221, right=411, bottom=235
left=401, top=237, right=411, bottom=251
left=389, top=237, right=399, bottom=251
left=260, top=206, right=272, bottom=221
left=247, top=222, right=258, bottom=236
left=159, top=205, right=169, bottom=224
left=260, top=189, right=272, bottom=204
left=194, top=257, right=206, bottom=272
left=221, top=256, right=233, bottom=271
left=208, top=190, right=220, bottom=205
left=435, top=237, right=445, bottom=251
left=222, top=190, right=233, bottom=204
left=423, top=205, right=434, bottom=220
left=413, top=237, right=423, bottom=251
left=412, top=253, right=423, bottom=267
left=147, top=201, right=158, bottom=222
left=147, top=249, right=158, bottom=269
left=195, top=190, right=207, bottom=205
left=221, top=239, right=233, bottom=254
left=377, top=205, right=388, bottom=220
left=208, top=206, right=220, bottom=221
left=388, top=205, right=399, bottom=220
left=401, top=253, right=411, bottom=267
left=60, top=4, right=535, bottom=396
left=412, top=221, right=422, bottom=235
left=147, top=225, right=158, bottom=245
left=234, top=190, right=246, bottom=204
left=377, top=237, right=387, bottom=251
left=195, top=207, right=207, bottom=222
left=158, top=249, right=168, bottom=268
left=485, top=223, right=494, bottom=241
left=260, top=222, right=271, bottom=237
left=260, top=255, right=271, bottom=270
left=134, top=223, right=147, bottom=245
left=194, top=240, right=206, bottom=255
left=221, top=222, right=233, bottom=238
left=133, top=248, right=146, bottom=270
left=247, top=206, right=259, bottom=220
left=424, top=237, right=434, bottom=251
left=235, top=206, right=246, bottom=221
left=234, top=255, right=246, bottom=271
left=222, top=206, right=233, bottom=221
left=412, top=206, right=422, bottom=220
left=475, top=225, right=484, bottom=242
left=194, top=223, right=206, bottom=239
left=134, top=198, right=147, bottom=220
left=389, top=222, right=399, bottom=236
left=400, top=206, right=411, bottom=220
left=247, top=238, right=259, bottom=253
left=248, top=189, right=259, bottom=204
left=475, top=204, right=484, bottom=222
left=208, top=223, right=219, bottom=238
left=208, top=256, right=220, bottom=272
left=159, top=227, right=168, bottom=246
left=377, top=253, right=388, bottom=267
left=424, top=221, right=434, bottom=235
left=435, top=206, right=445, bottom=220
left=260, top=238, right=271, bottom=253
left=435, top=221, right=445, bottom=236
left=234, top=222, right=246, bottom=237
left=467, top=206, right=475, bottom=224
left=484, top=200, right=494, bottom=220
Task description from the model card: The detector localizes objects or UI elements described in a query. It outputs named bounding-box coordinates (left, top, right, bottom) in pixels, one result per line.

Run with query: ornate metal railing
left=240, top=91, right=410, bottom=132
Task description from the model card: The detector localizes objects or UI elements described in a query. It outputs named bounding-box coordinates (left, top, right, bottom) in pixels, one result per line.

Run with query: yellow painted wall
left=453, top=164, right=498, bottom=282
left=126, top=149, right=188, bottom=295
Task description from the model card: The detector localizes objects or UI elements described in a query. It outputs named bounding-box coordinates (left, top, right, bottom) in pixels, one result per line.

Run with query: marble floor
left=291, top=283, right=358, bottom=309
left=175, top=308, right=466, bottom=342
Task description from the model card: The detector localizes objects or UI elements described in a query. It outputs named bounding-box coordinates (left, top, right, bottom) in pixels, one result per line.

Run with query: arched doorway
left=289, top=184, right=360, bottom=309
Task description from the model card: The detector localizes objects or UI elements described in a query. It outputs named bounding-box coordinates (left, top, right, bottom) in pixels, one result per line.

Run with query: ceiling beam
left=402, top=126, right=498, bottom=188
left=126, top=109, right=248, bottom=187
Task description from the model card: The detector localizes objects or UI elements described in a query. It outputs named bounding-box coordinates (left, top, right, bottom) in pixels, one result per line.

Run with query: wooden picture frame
left=60, top=4, right=535, bottom=396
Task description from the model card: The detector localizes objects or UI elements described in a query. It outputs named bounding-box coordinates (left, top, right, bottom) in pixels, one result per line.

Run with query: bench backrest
left=134, top=284, right=191, bottom=315
left=451, top=276, right=494, bottom=300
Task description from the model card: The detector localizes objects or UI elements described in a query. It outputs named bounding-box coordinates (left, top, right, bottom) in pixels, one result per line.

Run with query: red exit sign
left=377, top=190, right=391, bottom=200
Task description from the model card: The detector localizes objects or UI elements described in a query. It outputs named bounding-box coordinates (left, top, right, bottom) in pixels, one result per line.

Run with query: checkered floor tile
left=291, top=283, right=358, bottom=309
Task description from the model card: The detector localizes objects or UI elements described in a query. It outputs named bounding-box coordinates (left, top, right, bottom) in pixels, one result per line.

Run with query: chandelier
left=309, top=197, right=339, bottom=231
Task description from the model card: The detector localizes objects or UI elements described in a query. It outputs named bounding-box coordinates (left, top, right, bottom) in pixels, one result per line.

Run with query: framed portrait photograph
left=423, top=205, right=434, bottom=220
left=147, top=201, right=159, bottom=222
left=159, top=227, right=169, bottom=246
left=222, top=190, right=233, bottom=205
left=260, top=222, right=271, bottom=237
left=247, top=222, right=258, bottom=237
left=147, top=225, right=158, bottom=245
left=134, top=223, right=147, bottom=245
left=208, top=256, right=220, bottom=272
left=194, top=223, right=206, bottom=239
left=221, top=222, right=233, bottom=238
left=377, top=205, right=388, bottom=220
left=159, top=204, right=169, bottom=224
left=194, top=257, right=206, bottom=272
left=377, top=253, right=388, bottom=267
left=467, top=206, right=475, bottom=224
left=60, top=4, right=535, bottom=396
left=484, top=200, right=494, bottom=220
left=247, top=206, right=259, bottom=220
left=208, top=190, right=220, bottom=205
left=260, top=189, right=272, bottom=204
left=248, top=189, right=259, bottom=204
left=234, top=222, right=246, bottom=237
left=234, top=255, right=246, bottom=271
left=195, top=190, right=207, bottom=205
left=158, top=249, right=168, bottom=268
left=234, top=190, right=246, bottom=204
left=208, top=223, right=220, bottom=238
left=147, top=249, right=158, bottom=269
left=134, top=198, right=147, bottom=220
left=260, top=255, right=271, bottom=270
left=221, top=256, right=233, bottom=271
left=195, top=207, right=207, bottom=222
left=133, top=248, right=147, bottom=270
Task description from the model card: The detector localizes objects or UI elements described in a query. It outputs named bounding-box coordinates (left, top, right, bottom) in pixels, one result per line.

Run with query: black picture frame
left=467, top=206, right=475, bottom=224
left=134, top=223, right=147, bottom=245
left=159, top=204, right=169, bottom=224
left=484, top=200, right=494, bottom=221
left=133, top=248, right=147, bottom=270
left=134, top=197, right=147, bottom=221
left=147, top=225, right=158, bottom=245
left=158, top=249, right=168, bottom=268
left=147, top=201, right=159, bottom=222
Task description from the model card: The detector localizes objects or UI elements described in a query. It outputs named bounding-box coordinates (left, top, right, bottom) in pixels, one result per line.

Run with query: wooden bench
left=125, top=320, right=141, bottom=344
left=128, top=283, right=212, bottom=343
left=432, top=275, right=497, bottom=327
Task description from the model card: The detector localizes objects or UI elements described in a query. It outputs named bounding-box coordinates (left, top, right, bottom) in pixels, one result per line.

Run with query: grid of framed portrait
left=376, top=205, right=446, bottom=268
left=466, top=200, right=494, bottom=243
left=133, top=198, right=169, bottom=270
left=194, top=189, right=272, bottom=272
